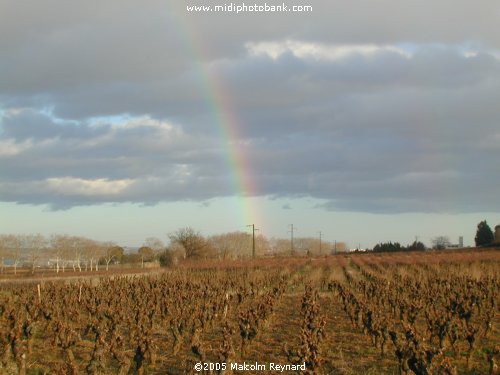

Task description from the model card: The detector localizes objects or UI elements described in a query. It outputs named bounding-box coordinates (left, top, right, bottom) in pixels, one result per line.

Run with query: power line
left=246, top=224, right=258, bottom=258
left=288, top=224, right=295, bottom=254
left=318, top=231, right=322, bottom=255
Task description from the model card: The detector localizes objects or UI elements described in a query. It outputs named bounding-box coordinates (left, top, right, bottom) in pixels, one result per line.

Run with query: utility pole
left=318, top=231, right=322, bottom=255
left=288, top=224, right=295, bottom=255
left=247, top=224, right=258, bottom=258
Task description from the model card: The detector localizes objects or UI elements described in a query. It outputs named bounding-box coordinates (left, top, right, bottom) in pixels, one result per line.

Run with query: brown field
left=1, top=248, right=499, bottom=374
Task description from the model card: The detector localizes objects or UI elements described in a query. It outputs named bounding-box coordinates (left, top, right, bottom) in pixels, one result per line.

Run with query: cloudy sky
left=1, top=0, right=499, bottom=248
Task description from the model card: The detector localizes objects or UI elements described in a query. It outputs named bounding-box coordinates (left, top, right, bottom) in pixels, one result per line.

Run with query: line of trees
left=0, top=234, right=125, bottom=274
left=370, top=220, right=498, bottom=253
left=1, top=220, right=496, bottom=272
left=370, top=237, right=457, bottom=252
left=161, top=228, right=346, bottom=265
left=372, top=240, right=426, bottom=253
left=0, top=229, right=348, bottom=273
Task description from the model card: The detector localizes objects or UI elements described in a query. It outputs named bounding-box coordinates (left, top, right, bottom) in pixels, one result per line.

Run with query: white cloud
left=245, top=40, right=410, bottom=60
left=45, top=177, right=134, bottom=196
left=91, top=115, right=176, bottom=132
left=79, top=115, right=183, bottom=149
left=0, top=139, right=33, bottom=156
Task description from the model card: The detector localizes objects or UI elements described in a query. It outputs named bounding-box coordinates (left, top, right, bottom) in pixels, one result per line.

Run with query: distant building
left=446, top=236, right=465, bottom=249
left=495, top=225, right=500, bottom=244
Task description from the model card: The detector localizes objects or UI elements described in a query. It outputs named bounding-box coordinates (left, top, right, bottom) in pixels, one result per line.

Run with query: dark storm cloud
left=1, top=0, right=499, bottom=114
left=0, top=0, right=499, bottom=212
left=0, top=112, right=234, bottom=208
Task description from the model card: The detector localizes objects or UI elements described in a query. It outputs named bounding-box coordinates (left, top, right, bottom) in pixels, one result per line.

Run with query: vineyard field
left=0, top=249, right=499, bottom=374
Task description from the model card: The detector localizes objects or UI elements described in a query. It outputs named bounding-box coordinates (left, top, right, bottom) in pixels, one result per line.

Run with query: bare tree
left=269, top=238, right=291, bottom=256
left=293, top=237, right=337, bottom=256
left=160, top=242, right=185, bottom=266
left=209, top=232, right=251, bottom=260
left=138, top=246, right=155, bottom=268
left=168, top=227, right=214, bottom=259
left=49, top=234, right=72, bottom=273
left=0, top=234, right=23, bottom=274
left=255, top=234, right=270, bottom=257
left=102, top=244, right=124, bottom=271
left=132, top=237, right=163, bottom=268
left=0, top=234, right=51, bottom=274
left=67, top=236, right=91, bottom=272
left=432, top=236, right=451, bottom=250
left=0, top=234, right=10, bottom=273
left=20, top=233, right=47, bottom=274
left=143, top=237, right=164, bottom=253
left=206, top=232, right=272, bottom=260
left=294, top=237, right=319, bottom=255
left=0, top=234, right=20, bottom=273
left=86, top=239, right=106, bottom=271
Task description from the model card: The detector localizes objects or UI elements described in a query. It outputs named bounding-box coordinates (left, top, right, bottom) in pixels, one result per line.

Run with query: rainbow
left=168, top=4, right=262, bottom=231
